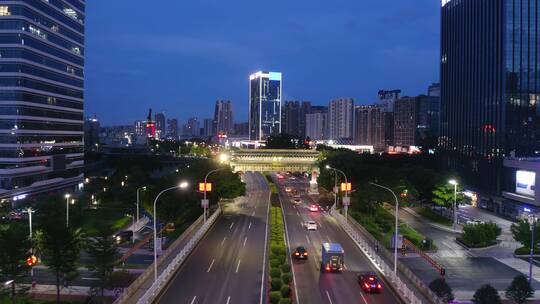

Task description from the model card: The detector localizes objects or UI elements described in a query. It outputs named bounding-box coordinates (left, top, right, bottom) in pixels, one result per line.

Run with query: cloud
left=105, top=34, right=258, bottom=67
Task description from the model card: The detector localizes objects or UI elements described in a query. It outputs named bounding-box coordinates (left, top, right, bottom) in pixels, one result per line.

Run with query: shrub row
left=268, top=206, right=293, bottom=304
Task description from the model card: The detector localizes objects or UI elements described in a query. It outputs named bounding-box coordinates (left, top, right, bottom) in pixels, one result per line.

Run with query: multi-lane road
left=278, top=174, right=403, bottom=304
left=157, top=172, right=270, bottom=304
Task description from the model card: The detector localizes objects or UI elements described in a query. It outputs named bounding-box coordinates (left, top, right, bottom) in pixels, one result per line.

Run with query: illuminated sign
left=516, top=170, right=536, bottom=198
left=341, top=182, right=352, bottom=192
left=199, top=183, right=212, bottom=192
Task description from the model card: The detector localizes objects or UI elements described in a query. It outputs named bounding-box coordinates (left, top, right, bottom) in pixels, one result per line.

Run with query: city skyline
left=85, top=0, right=439, bottom=126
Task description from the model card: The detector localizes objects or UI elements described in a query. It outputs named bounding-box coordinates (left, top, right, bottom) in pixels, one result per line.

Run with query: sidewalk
left=402, top=206, right=461, bottom=234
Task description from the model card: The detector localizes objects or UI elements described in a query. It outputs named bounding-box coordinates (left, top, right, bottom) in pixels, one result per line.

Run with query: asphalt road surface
left=157, top=172, right=270, bottom=304
left=277, top=175, right=403, bottom=304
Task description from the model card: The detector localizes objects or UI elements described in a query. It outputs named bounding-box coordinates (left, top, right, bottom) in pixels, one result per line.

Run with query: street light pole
left=449, top=180, right=458, bottom=230
left=136, top=186, right=147, bottom=222
left=65, top=194, right=71, bottom=227
left=25, top=207, right=35, bottom=279
left=326, top=166, right=349, bottom=219
left=153, top=182, right=189, bottom=282
left=530, top=214, right=536, bottom=283
left=370, top=182, right=399, bottom=274
left=203, top=168, right=225, bottom=223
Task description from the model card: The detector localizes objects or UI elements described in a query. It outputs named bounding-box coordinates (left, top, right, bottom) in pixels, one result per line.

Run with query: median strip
left=268, top=207, right=293, bottom=304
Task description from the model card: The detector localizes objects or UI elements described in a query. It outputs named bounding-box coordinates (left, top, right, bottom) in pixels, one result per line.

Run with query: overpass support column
left=309, top=170, right=319, bottom=194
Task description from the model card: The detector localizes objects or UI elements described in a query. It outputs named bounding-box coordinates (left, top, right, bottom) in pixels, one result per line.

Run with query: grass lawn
left=417, top=207, right=452, bottom=227
left=81, top=209, right=131, bottom=236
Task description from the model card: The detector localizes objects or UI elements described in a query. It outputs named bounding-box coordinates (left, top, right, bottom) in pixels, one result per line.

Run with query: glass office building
left=249, top=71, right=282, bottom=141
left=0, top=0, right=85, bottom=199
left=441, top=0, right=540, bottom=197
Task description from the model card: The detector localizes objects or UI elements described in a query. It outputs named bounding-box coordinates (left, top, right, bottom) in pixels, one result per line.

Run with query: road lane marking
left=206, top=259, right=215, bottom=273
left=305, top=234, right=310, bottom=244
left=229, top=222, right=234, bottom=229
left=221, top=237, right=227, bottom=246
left=252, top=211, right=255, bottom=216
left=249, top=222, right=252, bottom=229
left=325, top=290, right=333, bottom=304
left=190, top=296, right=197, bottom=304
left=226, top=296, right=231, bottom=304
left=359, top=291, right=368, bottom=304
left=235, top=259, right=241, bottom=273
left=243, top=237, right=248, bottom=247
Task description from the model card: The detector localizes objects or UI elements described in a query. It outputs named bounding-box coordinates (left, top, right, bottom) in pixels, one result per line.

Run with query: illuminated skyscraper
left=0, top=1, right=85, bottom=198
left=249, top=71, right=282, bottom=141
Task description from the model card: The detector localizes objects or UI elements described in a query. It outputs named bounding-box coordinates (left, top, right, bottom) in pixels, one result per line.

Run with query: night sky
left=85, top=0, right=440, bottom=126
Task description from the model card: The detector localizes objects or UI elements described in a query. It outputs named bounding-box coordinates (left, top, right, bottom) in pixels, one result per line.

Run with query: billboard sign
left=516, top=170, right=536, bottom=198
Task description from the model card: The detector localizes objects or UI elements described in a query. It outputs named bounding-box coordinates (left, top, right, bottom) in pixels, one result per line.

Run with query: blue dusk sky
left=85, top=0, right=440, bottom=126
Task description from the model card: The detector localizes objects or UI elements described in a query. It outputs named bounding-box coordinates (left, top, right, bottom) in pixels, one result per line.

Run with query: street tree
left=428, top=278, right=454, bottom=302
left=432, top=183, right=465, bottom=213
left=86, top=229, right=120, bottom=299
left=472, top=284, right=501, bottom=304
left=37, top=207, right=83, bottom=304
left=511, top=219, right=540, bottom=250
left=506, top=274, right=534, bottom=304
left=0, top=223, right=30, bottom=302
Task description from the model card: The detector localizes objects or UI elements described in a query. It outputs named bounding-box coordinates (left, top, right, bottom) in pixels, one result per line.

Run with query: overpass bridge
left=229, top=149, right=320, bottom=174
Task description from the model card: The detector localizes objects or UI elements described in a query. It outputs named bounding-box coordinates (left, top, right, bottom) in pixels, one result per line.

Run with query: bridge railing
left=135, top=207, right=221, bottom=304
left=331, top=209, right=445, bottom=304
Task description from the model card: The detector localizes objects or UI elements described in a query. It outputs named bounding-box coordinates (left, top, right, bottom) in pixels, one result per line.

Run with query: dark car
left=114, top=230, right=133, bottom=243
left=358, top=273, right=383, bottom=293
left=293, top=246, right=308, bottom=259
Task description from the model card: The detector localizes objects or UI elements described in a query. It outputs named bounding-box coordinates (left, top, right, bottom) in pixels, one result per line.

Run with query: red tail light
left=377, top=284, right=382, bottom=289
left=326, top=265, right=331, bottom=271
left=304, top=252, right=308, bottom=256
left=364, top=283, right=370, bottom=289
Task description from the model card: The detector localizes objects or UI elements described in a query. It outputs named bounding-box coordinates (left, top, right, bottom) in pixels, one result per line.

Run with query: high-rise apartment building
left=378, top=89, right=401, bottom=112
left=203, top=118, right=214, bottom=138
left=214, top=100, right=234, bottom=137
left=183, top=117, right=200, bottom=138
left=134, top=120, right=146, bottom=137
left=84, top=116, right=99, bottom=152
left=328, top=98, right=354, bottom=141
left=0, top=1, right=86, bottom=197
left=167, top=118, right=178, bottom=139
left=441, top=0, right=540, bottom=195
left=354, top=105, right=385, bottom=150
left=155, top=112, right=165, bottom=140
left=428, top=83, right=440, bottom=97
left=249, top=71, right=282, bottom=141
left=394, top=95, right=440, bottom=147
left=305, top=112, right=327, bottom=141
left=282, top=101, right=311, bottom=138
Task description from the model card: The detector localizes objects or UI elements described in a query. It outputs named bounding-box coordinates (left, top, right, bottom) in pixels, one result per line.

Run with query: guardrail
left=135, top=207, right=221, bottom=304
left=331, top=209, right=445, bottom=304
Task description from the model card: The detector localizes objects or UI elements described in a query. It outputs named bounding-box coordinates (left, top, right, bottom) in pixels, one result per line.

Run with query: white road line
left=305, top=234, right=310, bottom=244
left=325, top=290, right=333, bottom=304
left=229, top=222, right=234, bottom=229
left=190, top=296, right=197, bottom=304
left=206, top=259, right=215, bottom=273
left=226, top=296, right=231, bottom=304
left=221, top=237, right=227, bottom=246
left=359, top=291, right=369, bottom=304
left=251, top=211, right=255, bottom=216
left=249, top=222, right=252, bottom=229
left=243, top=237, right=248, bottom=247
left=235, top=259, right=241, bottom=273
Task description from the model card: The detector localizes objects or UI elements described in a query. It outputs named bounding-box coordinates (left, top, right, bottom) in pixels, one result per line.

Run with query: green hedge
left=267, top=206, right=293, bottom=303
left=460, top=222, right=501, bottom=248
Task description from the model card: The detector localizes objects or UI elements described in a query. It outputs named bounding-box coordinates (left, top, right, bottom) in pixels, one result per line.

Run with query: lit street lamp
left=325, top=165, right=350, bottom=220
left=64, top=194, right=74, bottom=227
left=219, top=153, right=230, bottom=163
left=370, top=182, right=399, bottom=274
left=136, top=186, right=147, bottom=222
left=202, top=168, right=225, bottom=223
left=449, top=179, right=458, bottom=230
left=529, top=214, right=537, bottom=283
left=153, top=182, right=189, bottom=282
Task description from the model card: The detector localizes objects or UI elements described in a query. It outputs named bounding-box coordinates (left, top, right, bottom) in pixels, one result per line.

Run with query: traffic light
left=26, top=255, right=37, bottom=266
left=198, top=183, right=212, bottom=192
left=340, top=182, right=352, bottom=192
